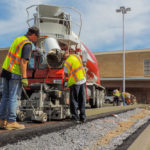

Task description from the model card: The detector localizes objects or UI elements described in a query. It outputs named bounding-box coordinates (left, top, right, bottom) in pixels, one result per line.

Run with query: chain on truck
left=16, top=4, right=105, bottom=123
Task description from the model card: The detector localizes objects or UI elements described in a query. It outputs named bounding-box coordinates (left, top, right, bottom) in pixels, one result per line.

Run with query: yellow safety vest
left=122, top=92, right=126, bottom=98
left=121, top=92, right=130, bottom=98
left=64, top=54, right=86, bottom=87
left=113, top=90, right=120, bottom=97
left=2, top=36, right=32, bottom=75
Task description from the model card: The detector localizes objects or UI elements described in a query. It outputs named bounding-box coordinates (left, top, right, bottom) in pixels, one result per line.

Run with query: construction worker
left=113, top=89, right=120, bottom=106
left=121, top=92, right=131, bottom=105
left=0, top=26, right=39, bottom=130
left=125, top=92, right=131, bottom=105
left=130, top=94, right=136, bottom=104
left=120, top=92, right=127, bottom=106
left=64, top=51, right=86, bottom=123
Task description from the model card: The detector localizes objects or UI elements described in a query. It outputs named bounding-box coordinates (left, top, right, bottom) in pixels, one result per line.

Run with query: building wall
left=95, top=49, right=150, bottom=104
left=95, top=50, right=150, bottom=78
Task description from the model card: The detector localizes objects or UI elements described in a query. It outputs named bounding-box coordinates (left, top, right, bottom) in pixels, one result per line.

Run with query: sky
left=0, top=0, right=150, bottom=52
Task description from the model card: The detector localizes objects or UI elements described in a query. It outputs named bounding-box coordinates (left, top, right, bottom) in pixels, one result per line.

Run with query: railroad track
left=0, top=104, right=147, bottom=148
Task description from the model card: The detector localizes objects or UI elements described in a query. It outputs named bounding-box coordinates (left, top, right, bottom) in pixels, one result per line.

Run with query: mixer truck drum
left=46, top=50, right=63, bottom=68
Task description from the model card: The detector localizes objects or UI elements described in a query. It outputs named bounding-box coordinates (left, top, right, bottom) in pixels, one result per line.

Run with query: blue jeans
left=70, top=83, right=86, bottom=121
left=121, top=94, right=127, bottom=106
left=0, top=78, right=22, bottom=121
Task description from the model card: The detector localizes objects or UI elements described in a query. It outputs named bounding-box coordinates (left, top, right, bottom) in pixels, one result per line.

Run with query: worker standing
left=0, top=27, right=39, bottom=130
left=121, top=92, right=127, bottom=106
left=64, top=52, right=86, bottom=123
left=113, top=89, right=120, bottom=106
left=130, top=94, right=136, bottom=104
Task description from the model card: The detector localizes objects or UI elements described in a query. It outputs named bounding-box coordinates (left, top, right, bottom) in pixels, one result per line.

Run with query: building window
left=144, top=59, right=150, bottom=75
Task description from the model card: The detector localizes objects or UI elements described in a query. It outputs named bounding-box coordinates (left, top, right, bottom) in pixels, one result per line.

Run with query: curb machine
left=17, top=4, right=105, bottom=122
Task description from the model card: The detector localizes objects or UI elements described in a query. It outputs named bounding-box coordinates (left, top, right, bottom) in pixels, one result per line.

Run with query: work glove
left=21, top=78, right=28, bottom=87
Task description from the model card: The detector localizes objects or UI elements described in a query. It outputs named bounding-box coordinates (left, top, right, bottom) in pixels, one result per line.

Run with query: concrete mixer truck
left=17, top=4, right=105, bottom=122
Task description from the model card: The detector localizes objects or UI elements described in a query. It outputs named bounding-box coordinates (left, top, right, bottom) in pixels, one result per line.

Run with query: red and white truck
left=17, top=4, right=105, bottom=122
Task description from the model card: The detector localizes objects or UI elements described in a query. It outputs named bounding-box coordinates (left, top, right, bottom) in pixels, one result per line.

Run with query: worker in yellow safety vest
left=113, top=89, right=121, bottom=106
left=121, top=92, right=131, bottom=105
left=121, top=92, right=127, bottom=106
left=64, top=51, right=86, bottom=123
left=0, top=27, right=39, bottom=130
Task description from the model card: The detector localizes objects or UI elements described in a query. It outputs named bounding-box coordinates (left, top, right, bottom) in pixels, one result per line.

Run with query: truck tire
left=95, top=89, right=100, bottom=108
left=90, top=86, right=96, bottom=108
left=99, top=90, right=105, bottom=107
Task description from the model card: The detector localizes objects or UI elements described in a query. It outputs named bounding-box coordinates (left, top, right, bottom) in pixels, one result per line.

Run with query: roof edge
left=94, top=48, right=150, bottom=55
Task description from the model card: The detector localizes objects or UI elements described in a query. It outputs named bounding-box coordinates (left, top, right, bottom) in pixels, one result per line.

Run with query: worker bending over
left=0, top=27, right=39, bottom=130
left=64, top=52, right=86, bottom=123
left=121, top=92, right=132, bottom=105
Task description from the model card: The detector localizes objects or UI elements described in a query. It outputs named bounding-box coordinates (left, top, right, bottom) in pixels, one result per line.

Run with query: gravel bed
left=1, top=108, right=150, bottom=150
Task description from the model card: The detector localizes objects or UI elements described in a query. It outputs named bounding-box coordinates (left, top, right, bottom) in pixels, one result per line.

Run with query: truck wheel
left=41, top=113, right=48, bottom=123
left=99, top=90, right=105, bottom=107
left=90, top=86, right=96, bottom=108
left=95, top=89, right=100, bottom=108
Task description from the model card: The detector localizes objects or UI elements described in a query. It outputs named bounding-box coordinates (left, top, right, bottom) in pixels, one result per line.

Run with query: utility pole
left=116, top=6, right=131, bottom=92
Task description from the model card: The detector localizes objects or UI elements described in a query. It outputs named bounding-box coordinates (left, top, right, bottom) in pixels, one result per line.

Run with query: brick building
left=95, top=49, right=150, bottom=104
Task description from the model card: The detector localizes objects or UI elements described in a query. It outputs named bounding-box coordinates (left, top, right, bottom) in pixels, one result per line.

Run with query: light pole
left=116, top=6, right=131, bottom=92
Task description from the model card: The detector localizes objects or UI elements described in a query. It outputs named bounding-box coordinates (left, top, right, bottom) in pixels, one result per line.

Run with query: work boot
left=6, top=122, right=25, bottom=130
left=0, top=120, right=7, bottom=129
left=72, top=119, right=80, bottom=124
left=71, top=117, right=80, bottom=124
left=80, top=118, right=86, bottom=123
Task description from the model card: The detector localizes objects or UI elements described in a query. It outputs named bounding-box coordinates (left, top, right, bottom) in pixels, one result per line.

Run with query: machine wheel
left=17, top=112, right=26, bottom=122
left=41, top=113, right=48, bottom=123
